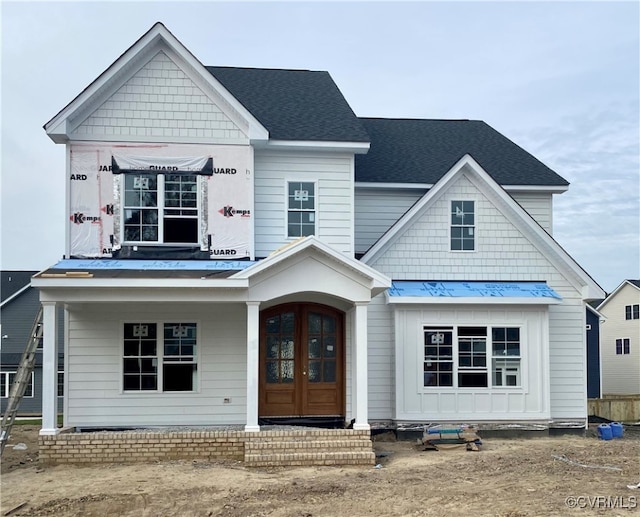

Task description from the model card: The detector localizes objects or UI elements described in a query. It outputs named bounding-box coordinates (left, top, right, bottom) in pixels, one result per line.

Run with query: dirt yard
left=1, top=425, right=639, bottom=517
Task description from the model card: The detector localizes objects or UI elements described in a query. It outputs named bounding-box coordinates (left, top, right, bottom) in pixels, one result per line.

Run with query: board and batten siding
left=599, top=283, right=640, bottom=395
left=64, top=303, right=248, bottom=428
left=254, top=150, right=355, bottom=257
left=71, top=51, right=249, bottom=145
left=366, top=173, right=587, bottom=421
left=392, top=306, right=549, bottom=421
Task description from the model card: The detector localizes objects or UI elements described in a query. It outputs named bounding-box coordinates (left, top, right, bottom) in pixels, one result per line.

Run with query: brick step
left=253, top=430, right=372, bottom=441
left=245, top=450, right=375, bottom=467
left=246, top=439, right=372, bottom=452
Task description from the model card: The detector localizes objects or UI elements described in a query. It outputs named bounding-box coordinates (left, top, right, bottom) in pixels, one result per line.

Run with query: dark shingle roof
left=355, top=118, right=569, bottom=186
left=207, top=67, right=369, bottom=143
left=628, top=280, right=640, bottom=289
left=1, top=271, right=38, bottom=304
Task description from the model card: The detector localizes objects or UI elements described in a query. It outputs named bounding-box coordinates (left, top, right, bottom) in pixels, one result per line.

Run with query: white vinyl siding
left=354, top=188, right=555, bottom=257
left=510, top=192, right=554, bottom=234
left=354, top=188, right=424, bottom=255
left=599, top=283, right=640, bottom=395
left=366, top=173, right=587, bottom=421
left=65, top=303, right=248, bottom=427
left=254, top=150, right=354, bottom=257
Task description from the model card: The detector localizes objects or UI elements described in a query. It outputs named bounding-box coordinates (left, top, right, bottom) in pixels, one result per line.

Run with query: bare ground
left=1, top=425, right=640, bottom=517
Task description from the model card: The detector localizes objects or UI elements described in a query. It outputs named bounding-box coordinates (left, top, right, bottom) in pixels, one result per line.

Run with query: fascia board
left=355, top=182, right=567, bottom=194
left=595, top=280, right=639, bottom=311
left=44, top=23, right=268, bottom=143
left=386, top=295, right=562, bottom=305
left=31, top=277, right=248, bottom=289
left=234, top=236, right=390, bottom=288
left=260, top=140, right=370, bottom=154
left=45, top=24, right=169, bottom=134
left=363, top=153, right=605, bottom=300
left=361, top=154, right=474, bottom=264
left=586, top=303, right=606, bottom=320
left=38, top=287, right=249, bottom=304
left=502, top=185, right=569, bottom=194
left=0, top=284, right=32, bottom=308
left=462, top=160, right=605, bottom=299
left=356, top=182, right=433, bottom=190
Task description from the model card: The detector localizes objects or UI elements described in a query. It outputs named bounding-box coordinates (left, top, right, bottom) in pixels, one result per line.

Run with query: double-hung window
left=457, top=327, right=487, bottom=387
left=451, top=200, right=475, bottom=251
left=0, top=371, right=34, bottom=398
left=615, top=338, right=630, bottom=355
left=287, top=181, right=316, bottom=237
left=492, top=327, right=521, bottom=386
left=625, top=304, right=639, bottom=320
left=123, top=174, right=199, bottom=244
left=424, top=328, right=454, bottom=386
left=423, top=326, right=521, bottom=388
left=123, top=322, right=197, bottom=392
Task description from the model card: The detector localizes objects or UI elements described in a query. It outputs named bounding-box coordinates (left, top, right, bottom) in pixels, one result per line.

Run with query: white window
left=423, top=328, right=454, bottom=386
left=123, top=174, right=199, bottom=244
left=287, top=181, right=316, bottom=237
left=123, top=322, right=197, bottom=392
left=423, top=326, right=521, bottom=388
left=450, top=200, right=475, bottom=251
left=0, top=371, right=34, bottom=398
left=492, top=327, right=521, bottom=387
left=458, top=327, right=488, bottom=387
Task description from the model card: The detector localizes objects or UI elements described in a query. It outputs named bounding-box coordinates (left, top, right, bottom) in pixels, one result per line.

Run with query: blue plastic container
left=610, top=422, right=624, bottom=439
left=597, top=423, right=613, bottom=440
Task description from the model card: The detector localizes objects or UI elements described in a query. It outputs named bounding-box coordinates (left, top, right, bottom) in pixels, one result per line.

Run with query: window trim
left=120, top=321, right=200, bottom=394
left=1, top=371, right=35, bottom=398
left=421, top=324, right=525, bottom=390
left=450, top=200, right=476, bottom=252
left=285, top=179, right=317, bottom=239
left=119, top=173, right=204, bottom=247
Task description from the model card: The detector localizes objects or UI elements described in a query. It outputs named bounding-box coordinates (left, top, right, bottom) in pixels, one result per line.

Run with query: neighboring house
left=33, top=23, right=605, bottom=440
left=1, top=271, right=64, bottom=415
left=597, top=280, right=640, bottom=395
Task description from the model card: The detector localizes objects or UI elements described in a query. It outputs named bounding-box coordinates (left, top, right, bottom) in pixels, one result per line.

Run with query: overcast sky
left=1, top=0, right=638, bottom=293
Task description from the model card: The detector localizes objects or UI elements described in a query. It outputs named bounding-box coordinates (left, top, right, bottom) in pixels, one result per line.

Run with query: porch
left=38, top=427, right=375, bottom=467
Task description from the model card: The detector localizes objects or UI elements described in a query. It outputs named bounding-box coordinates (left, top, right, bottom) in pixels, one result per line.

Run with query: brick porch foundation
left=38, top=428, right=374, bottom=467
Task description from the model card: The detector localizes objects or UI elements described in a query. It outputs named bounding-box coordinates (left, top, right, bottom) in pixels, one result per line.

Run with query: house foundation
left=38, top=428, right=375, bottom=467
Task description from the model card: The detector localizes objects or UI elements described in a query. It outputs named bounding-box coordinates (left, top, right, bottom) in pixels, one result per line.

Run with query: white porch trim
left=40, top=301, right=59, bottom=436
left=352, top=303, right=370, bottom=431
left=245, top=301, right=261, bottom=432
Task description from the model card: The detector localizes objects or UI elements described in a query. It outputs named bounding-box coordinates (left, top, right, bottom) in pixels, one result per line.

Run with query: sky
left=1, top=0, right=638, bottom=294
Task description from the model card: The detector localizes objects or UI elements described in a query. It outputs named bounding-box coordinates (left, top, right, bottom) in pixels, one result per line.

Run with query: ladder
left=0, top=306, right=43, bottom=456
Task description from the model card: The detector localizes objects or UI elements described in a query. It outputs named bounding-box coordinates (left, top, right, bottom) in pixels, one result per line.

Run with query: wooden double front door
left=259, top=303, right=345, bottom=418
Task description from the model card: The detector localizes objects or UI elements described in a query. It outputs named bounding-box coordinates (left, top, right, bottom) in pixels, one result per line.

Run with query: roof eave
left=256, top=139, right=370, bottom=154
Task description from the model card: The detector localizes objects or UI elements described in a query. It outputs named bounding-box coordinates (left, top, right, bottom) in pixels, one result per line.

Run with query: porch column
left=245, top=301, right=260, bottom=432
left=40, top=301, right=59, bottom=436
left=353, top=302, right=370, bottom=431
